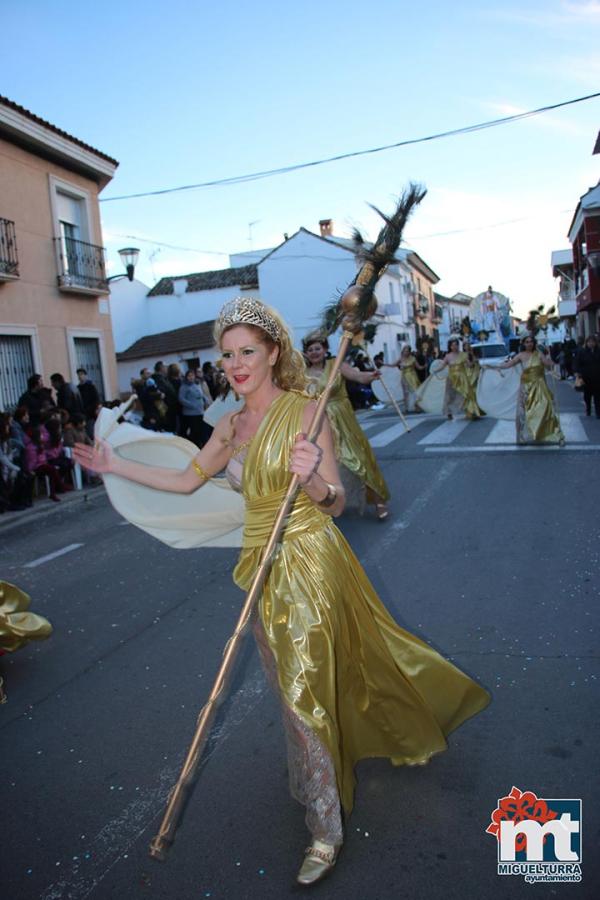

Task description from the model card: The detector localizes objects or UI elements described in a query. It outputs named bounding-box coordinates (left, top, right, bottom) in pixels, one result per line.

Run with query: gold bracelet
left=317, top=481, right=337, bottom=508
left=192, top=459, right=211, bottom=481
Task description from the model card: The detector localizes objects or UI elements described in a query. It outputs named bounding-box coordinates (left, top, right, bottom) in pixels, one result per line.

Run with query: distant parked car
left=470, top=341, right=509, bottom=367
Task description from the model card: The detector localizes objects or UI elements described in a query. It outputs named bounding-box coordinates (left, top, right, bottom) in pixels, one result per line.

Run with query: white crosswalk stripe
left=359, top=419, right=385, bottom=434
left=485, top=419, right=517, bottom=444
left=369, top=416, right=426, bottom=447
left=365, top=412, right=595, bottom=452
left=559, top=413, right=588, bottom=442
left=417, top=418, right=470, bottom=445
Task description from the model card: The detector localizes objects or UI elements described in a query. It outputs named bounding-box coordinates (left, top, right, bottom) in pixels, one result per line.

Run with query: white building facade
left=110, top=226, right=441, bottom=391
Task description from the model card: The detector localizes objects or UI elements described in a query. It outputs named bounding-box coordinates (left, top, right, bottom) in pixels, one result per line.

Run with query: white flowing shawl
left=372, top=367, right=404, bottom=404
left=95, top=403, right=244, bottom=549
left=476, top=366, right=521, bottom=420
left=204, top=391, right=244, bottom=426
left=415, top=360, right=448, bottom=414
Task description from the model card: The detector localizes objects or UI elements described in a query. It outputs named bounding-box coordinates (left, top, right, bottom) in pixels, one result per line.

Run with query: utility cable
left=100, top=91, right=600, bottom=203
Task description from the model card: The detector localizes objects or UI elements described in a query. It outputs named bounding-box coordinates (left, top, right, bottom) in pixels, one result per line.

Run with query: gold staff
left=148, top=185, right=426, bottom=861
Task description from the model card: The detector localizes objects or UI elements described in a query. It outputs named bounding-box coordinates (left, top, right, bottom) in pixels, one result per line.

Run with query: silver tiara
left=215, top=297, right=281, bottom=343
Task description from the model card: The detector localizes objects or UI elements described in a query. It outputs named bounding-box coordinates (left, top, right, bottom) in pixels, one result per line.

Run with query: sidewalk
left=0, top=482, right=106, bottom=535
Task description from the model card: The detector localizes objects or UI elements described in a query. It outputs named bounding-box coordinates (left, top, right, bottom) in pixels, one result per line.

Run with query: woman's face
left=401, top=346, right=410, bottom=358
left=220, top=325, right=278, bottom=396
left=185, top=370, right=195, bottom=383
left=523, top=337, right=534, bottom=351
left=305, top=341, right=326, bottom=365
left=449, top=341, right=459, bottom=353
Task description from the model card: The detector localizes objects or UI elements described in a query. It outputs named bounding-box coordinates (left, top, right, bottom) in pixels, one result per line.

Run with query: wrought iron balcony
left=0, top=217, right=19, bottom=280
left=54, top=236, right=109, bottom=294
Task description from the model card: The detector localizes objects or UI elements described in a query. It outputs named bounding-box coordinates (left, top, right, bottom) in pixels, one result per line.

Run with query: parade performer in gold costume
left=438, top=338, right=484, bottom=419
left=487, top=335, right=564, bottom=445
left=383, top=344, right=426, bottom=412
left=303, top=333, right=390, bottom=519
left=75, top=297, right=490, bottom=886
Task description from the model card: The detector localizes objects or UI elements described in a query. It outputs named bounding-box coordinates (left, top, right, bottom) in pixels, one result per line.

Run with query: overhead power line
left=110, top=206, right=575, bottom=260
left=101, top=91, right=600, bottom=203
left=109, top=233, right=229, bottom=255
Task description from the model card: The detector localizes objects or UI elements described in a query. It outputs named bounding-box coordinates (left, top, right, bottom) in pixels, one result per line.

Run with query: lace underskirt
left=253, top=617, right=343, bottom=845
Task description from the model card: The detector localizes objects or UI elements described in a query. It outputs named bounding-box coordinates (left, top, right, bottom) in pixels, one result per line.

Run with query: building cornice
left=0, top=96, right=118, bottom=189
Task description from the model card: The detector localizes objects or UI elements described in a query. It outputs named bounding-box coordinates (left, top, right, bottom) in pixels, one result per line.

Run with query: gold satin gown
left=1, top=581, right=52, bottom=701
left=0, top=581, right=52, bottom=653
left=466, top=357, right=480, bottom=391
left=400, top=358, right=421, bottom=394
left=443, top=353, right=484, bottom=418
left=400, top=358, right=421, bottom=411
left=308, top=359, right=389, bottom=502
left=230, top=391, right=490, bottom=838
left=516, top=352, right=564, bottom=444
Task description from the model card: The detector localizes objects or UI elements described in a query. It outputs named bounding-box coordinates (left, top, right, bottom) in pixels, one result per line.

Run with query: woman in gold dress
left=438, top=338, right=484, bottom=420
left=303, top=334, right=390, bottom=519
left=487, top=335, right=564, bottom=445
left=74, top=298, right=490, bottom=886
left=383, top=344, right=426, bottom=412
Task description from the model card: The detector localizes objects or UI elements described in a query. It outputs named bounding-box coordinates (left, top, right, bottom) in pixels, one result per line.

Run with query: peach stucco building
left=0, top=95, right=119, bottom=410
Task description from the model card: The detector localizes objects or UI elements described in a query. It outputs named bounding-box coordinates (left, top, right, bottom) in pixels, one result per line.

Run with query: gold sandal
left=297, top=841, right=340, bottom=886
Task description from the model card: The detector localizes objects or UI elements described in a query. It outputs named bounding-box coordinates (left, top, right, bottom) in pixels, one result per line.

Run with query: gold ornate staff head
left=320, top=183, right=427, bottom=338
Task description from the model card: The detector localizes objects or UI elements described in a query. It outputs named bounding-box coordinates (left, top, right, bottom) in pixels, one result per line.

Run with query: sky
left=2, top=0, right=599, bottom=318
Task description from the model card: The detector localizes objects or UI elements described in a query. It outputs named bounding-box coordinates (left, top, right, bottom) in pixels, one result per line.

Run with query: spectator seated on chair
left=10, top=406, right=30, bottom=451
left=0, top=413, right=33, bottom=511
left=45, top=419, right=75, bottom=483
left=23, top=425, right=71, bottom=502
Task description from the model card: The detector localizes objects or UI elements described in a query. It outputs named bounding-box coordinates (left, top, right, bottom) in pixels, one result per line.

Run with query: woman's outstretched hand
left=290, top=432, right=322, bottom=485
left=73, top=438, right=114, bottom=474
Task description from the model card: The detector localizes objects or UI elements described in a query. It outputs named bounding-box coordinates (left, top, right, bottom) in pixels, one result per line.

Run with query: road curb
left=0, top=484, right=107, bottom=535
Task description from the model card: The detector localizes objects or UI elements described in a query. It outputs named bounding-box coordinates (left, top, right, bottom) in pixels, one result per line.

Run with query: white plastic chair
left=63, top=447, right=82, bottom=490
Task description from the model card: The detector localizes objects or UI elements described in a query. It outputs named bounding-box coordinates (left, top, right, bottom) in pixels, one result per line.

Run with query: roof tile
left=0, top=94, right=118, bottom=165
left=148, top=264, right=258, bottom=297
left=116, top=320, right=216, bottom=361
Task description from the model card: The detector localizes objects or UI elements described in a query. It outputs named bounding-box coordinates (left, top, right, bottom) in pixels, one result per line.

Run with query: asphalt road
left=1, top=382, right=599, bottom=900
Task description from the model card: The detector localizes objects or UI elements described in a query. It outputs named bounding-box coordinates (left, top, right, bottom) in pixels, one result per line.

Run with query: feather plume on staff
left=319, top=183, right=427, bottom=336
left=148, top=184, right=426, bottom=861
left=319, top=183, right=426, bottom=429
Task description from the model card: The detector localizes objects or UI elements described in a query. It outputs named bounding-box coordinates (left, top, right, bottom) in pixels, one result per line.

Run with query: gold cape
left=518, top=353, right=564, bottom=444
left=233, top=392, right=490, bottom=813
left=309, top=359, right=389, bottom=501
left=0, top=582, right=52, bottom=653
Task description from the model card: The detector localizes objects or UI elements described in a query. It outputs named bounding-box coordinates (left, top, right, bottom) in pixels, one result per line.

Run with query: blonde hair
left=217, top=301, right=308, bottom=393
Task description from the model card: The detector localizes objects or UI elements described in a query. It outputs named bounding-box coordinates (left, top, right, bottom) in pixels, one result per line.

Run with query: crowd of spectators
left=127, top=360, right=222, bottom=448
left=0, top=369, right=102, bottom=513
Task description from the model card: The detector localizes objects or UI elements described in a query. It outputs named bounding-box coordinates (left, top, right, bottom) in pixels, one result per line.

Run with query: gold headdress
left=302, top=329, right=329, bottom=350
left=214, top=297, right=281, bottom=344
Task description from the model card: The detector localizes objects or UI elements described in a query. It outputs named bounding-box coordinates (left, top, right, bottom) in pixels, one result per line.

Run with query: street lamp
left=107, top=247, right=140, bottom=283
